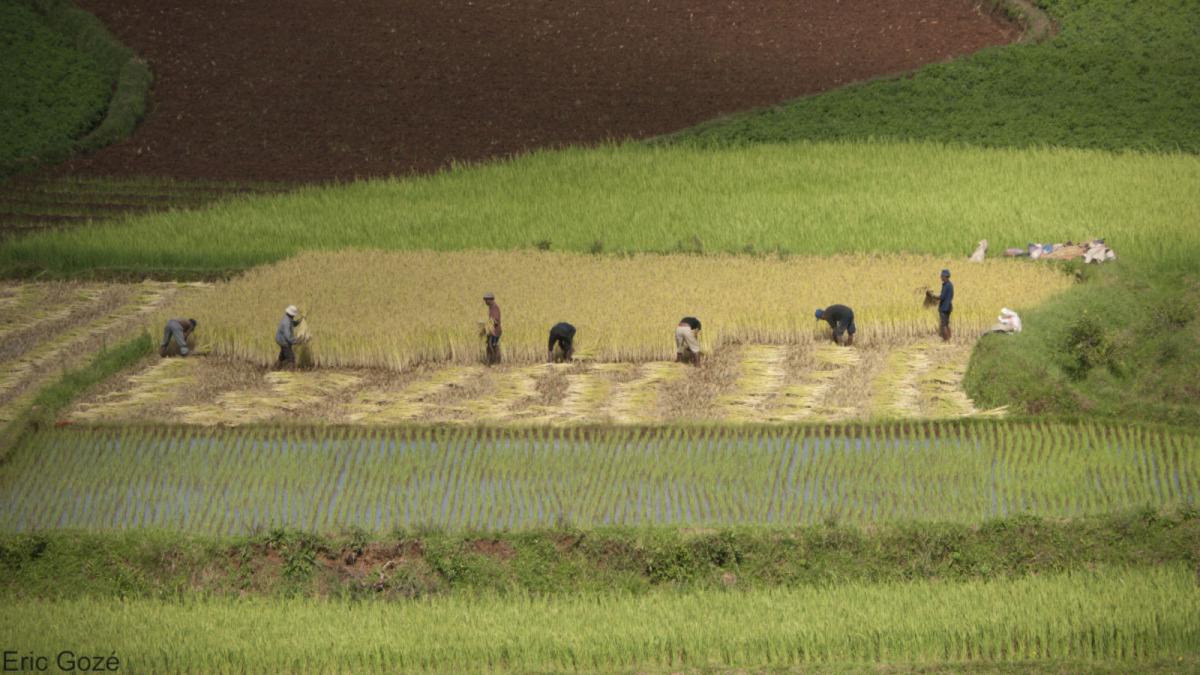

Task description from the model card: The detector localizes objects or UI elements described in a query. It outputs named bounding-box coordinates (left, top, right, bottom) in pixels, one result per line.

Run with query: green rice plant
left=5, top=141, right=1199, bottom=277
left=2, top=422, right=1196, bottom=534
left=4, top=567, right=1196, bottom=670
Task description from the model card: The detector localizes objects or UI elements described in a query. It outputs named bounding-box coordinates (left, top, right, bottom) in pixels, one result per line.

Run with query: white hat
left=285, top=305, right=298, bottom=317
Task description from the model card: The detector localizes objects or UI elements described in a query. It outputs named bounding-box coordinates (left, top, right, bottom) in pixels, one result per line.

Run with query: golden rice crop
left=169, top=250, right=1071, bottom=369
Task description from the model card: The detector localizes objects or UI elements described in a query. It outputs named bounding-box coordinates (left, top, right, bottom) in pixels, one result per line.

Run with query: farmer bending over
left=547, top=322, right=576, bottom=363
left=675, top=316, right=702, bottom=365
left=276, top=305, right=300, bottom=370
left=815, top=305, right=855, bottom=346
left=159, top=318, right=198, bottom=357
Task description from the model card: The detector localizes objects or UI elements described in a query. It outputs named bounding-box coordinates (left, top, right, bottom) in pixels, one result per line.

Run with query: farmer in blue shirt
left=927, top=269, right=954, bottom=341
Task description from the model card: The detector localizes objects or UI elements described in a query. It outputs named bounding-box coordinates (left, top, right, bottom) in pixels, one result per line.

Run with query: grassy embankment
left=4, top=509, right=1196, bottom=598
left=0, top=0, right=150, bottom=177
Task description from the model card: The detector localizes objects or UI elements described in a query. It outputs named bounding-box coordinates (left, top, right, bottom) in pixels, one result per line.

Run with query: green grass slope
left=1, top=141, right=1198, bottom=277
left=0, top=1, right=110, bottom=170
left=966, top=264, right=1200, bottom=425
left=668, top=0, right=1200, bottom=155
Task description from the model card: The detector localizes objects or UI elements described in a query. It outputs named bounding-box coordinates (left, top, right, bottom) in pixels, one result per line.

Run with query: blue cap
left=941, top=269, right=951, bottom=277
left=814, top=308, right=824, bottom=319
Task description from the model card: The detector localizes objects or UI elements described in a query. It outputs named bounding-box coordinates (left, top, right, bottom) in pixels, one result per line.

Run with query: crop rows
left=0, top=281, right=203, bottom=424
left=68, top=340, right=979, bottom=425
left=176, top=250, right=1071, bottom=369
left=3, top=567, right=1196, bottom=671
left=2, top=422, right=1195, bottom=534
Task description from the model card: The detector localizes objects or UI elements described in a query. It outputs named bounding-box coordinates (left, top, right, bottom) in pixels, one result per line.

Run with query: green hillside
left=669, top=0, right=1200, bottom=154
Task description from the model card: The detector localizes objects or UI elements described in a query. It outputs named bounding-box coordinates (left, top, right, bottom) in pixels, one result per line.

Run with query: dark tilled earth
left=56, top=0, right=1017, bottom=182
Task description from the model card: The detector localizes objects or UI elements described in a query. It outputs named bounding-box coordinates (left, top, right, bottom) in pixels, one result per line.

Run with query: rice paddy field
left=0, top=279, right=208, bottom=427
left=3, top=0, right=1199, bottom=671
left=4, top=141, right=1200, bottom=277
left=2, top=422, right=1195, bottom=534
left=176, top=249, right=1073, bottom=368
left=3, top=566, right=1197, bottom=672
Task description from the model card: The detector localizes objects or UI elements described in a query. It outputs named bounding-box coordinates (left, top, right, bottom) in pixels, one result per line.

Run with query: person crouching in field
left=159, top=318, right=197, bottom=357
left=815, top=305, right=855, bottom=346
left=275, top=305, right=300, bottom=370
left=548, top=322, right=576, bottom=363
left=675, top=317, right=702, bottom=365
left=483, top=292, right=502, bottom=365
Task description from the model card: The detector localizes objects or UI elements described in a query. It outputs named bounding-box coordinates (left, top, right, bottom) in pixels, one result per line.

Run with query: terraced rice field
left=3, top=422, right=1194, bottom=534
left=0, top=280, right=209, bottom=426
left=0, top=176, right=284, bottom=237
left=68, top=340, right=983, bottom=425
left=178, top=250, right=1072, bottom=368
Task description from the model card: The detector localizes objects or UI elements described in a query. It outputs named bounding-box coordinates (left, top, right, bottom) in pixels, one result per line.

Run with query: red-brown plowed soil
left=59, top=0, right=1017, bottom=183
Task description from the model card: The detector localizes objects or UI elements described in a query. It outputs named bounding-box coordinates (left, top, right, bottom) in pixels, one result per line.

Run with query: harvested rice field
left=67, top=339, right=985, bottom=425
left=0, top=280, right=210, bottom=426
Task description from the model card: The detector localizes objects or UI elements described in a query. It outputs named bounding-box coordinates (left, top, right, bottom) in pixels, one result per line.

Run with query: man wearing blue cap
left=927, top=269, right=954, bottom=341
left=814, top=305, right=855, bottom=346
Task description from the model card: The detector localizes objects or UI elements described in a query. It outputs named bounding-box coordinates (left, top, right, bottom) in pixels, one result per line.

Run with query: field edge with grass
left=1, top=508, right=1195, bottom=600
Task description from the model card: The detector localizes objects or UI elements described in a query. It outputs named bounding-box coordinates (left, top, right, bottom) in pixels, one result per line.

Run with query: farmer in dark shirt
left=483, top=292, right=502, bottom=365
left=675, top=316, right=702, bottom=365
left=547, top=322, right=576, bottom=362
left=929, top=269, right=954, bottom=341
left=814, top=304, right=855, bottom=346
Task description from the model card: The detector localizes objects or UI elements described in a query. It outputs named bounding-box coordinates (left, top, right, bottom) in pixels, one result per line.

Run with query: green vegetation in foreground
left=669, top=0, right=1200, bottom=155
left=2, top=142, right=1199, bottom=277
left=0, top=332, right=150, bottom=457
left=2, top=422, right=1195, bottom=534
left=967, top=264, right=1200, bottom=426
left=1, top=566, right=1195, bottom=672
left=0, top=0, right=110, bottom=170
left=1, top=510, right=1195, bottom=599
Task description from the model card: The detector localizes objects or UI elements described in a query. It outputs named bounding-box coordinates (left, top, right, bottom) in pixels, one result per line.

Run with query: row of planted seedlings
left=1, top=421, right=1196, bottom=534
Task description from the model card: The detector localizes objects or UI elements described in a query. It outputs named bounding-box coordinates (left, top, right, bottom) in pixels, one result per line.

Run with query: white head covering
left=285, top=305, right=298, bottom=317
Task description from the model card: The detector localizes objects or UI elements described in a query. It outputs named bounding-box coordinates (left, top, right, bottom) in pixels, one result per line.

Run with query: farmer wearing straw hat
left=483, top=292, right=502, bottom=365
left=159, top=318, right=198, bottom=357
left=926, top=269, right=955, bottom=341
left=814, top=305, right=855, bottom=346
left=275, top=305, right=301, bottom=370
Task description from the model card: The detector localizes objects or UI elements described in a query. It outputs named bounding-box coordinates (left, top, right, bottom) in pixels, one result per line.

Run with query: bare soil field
left=52, top=0, right=1017, bottom=182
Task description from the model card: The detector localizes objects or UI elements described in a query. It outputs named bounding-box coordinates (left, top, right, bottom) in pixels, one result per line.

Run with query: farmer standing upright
left=928, top=269, right=954, bottom=341
left=276, top=305, right=300, bottom=370
left=483, top=292, right=502, bottom=365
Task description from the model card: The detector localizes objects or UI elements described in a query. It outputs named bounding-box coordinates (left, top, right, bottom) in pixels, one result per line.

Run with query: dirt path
left=51, top=0, right=1018, bottom=182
